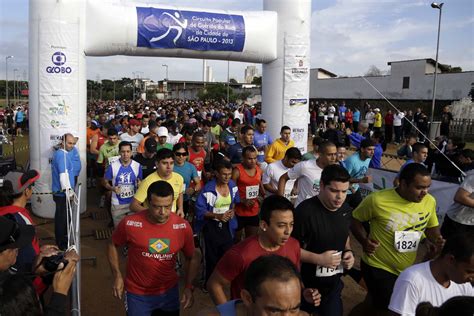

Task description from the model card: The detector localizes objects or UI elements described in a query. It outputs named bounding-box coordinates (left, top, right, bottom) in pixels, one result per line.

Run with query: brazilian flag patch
left=149, top=238, right=170, bottom=254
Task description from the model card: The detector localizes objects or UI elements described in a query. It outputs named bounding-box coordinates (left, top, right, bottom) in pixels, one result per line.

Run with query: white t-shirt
left=167, top=133, right=182, bottom=145
left=287, top=160, right=323, bottom=207
left=447, top=169, right=474, bottom=225
left=140, top=126, right=149, bottom=135
left=389, top=261, right=474, bottom=316
left=394, top=112, right=405, bottom=127
left=262, top=160, right=296, bottom=199
left=120, top=133, right=144, bottom=155
left=327, top=106, right=336, bottom=118
left=365, top=112, right=375, bottom=124
left=234, top=110, right=244, bottom=123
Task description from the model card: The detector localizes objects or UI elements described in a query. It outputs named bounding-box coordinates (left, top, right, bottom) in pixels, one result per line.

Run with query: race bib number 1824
left=394, top=231, right=422, bottom=253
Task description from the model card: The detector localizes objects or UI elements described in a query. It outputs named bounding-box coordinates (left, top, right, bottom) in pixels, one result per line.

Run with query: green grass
left=2, top=134, right=30, bottom=169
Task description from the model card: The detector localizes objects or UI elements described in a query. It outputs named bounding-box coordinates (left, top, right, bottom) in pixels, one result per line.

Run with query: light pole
left=112, top=77, right=116, bottom=101
left=430, top=2, right=444, bottom=131
left=132, top=72, right=136, bottom=101
left=5, top=55, right=13, bottom=109
left=162, top=64, right=168, bottom=80
left=13, top=69, right=18, bottom=107
left=226, top=60, right=230, bottom=104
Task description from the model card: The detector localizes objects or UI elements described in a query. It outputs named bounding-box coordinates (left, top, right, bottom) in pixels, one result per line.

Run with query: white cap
left=157, top=126, right=169, bottom=137
left=374, top=108, right=380, bottom=112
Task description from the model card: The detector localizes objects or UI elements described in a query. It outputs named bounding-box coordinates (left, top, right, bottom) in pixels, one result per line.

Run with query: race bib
left=246, top=185, right=259, bottom=199
left=315, top=264, right=343, bottom=277
left=394, top=231, right=422, bottom=253
left=108, top=155, right=120, bottom=165
left=119, top=184, right=135, bottom=199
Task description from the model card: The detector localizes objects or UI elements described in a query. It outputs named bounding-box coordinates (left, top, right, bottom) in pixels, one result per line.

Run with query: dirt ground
left=10, top=136, right=411, bottom=315
left=33, top=189, right=372, bottom=316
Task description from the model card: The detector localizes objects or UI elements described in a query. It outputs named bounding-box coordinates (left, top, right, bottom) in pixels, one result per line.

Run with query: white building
left=310, top=59, right=473, bottom=102
left=244, top=65, right=259, bottom=83
left=205, top=65, right=214, bottom=82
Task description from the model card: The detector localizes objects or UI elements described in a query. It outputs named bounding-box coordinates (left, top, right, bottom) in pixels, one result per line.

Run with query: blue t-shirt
left=253, top=131, right=273, bottom=163
left=339, top=105, right=347, bottom=119
left=228, top=143, right=243, bottom=164
left=353, top=111, right=361, bottom=122
left=15, top=111, right=24, bottom=122
left=216, top=299, right=241, bottom=316
left=344, top=152, right=371, bottom=193
left=52, top=149, right=75, bottom=196
left=369, top=143, right=383, bottom=169
left=104, top=160, right=142, bottom=205
left=68, top=147, right=81, bottom=177
left=173, top=162, right=198, bottom=201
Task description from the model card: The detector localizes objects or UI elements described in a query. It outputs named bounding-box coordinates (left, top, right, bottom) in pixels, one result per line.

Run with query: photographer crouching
left=0, top=216, right=79, bottom=315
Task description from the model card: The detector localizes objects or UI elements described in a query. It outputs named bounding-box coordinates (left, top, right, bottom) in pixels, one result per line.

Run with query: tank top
left=235, top=164, right=262, bottom=217
left=97, top=133, right=106, bottom=150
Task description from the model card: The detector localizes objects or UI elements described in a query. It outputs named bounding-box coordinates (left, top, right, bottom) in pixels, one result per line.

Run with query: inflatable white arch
left=29, top=0, right=311, bottom=217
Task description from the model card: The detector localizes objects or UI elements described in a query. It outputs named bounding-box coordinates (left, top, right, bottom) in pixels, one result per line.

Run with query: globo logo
left=46, top=51, right=72, bottom=74
left=52, top=52, right=66, bottom=66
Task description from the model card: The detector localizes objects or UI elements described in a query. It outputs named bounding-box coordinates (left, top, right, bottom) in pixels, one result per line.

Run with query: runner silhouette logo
left=136, top=7, right=245, bottom=52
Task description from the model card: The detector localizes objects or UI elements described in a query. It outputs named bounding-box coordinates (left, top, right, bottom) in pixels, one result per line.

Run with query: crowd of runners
left=0, top=98, right=472, bottom=316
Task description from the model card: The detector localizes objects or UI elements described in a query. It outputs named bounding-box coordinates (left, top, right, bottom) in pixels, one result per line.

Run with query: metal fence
left=451, top=118, right=474, bottom=141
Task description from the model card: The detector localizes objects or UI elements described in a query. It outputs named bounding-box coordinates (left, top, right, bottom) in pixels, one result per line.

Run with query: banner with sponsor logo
left=283, top=36, right=310, bottom=153
left=137, top=7, right=246, bottom=52
left=359, top=168, right=459, bottom=224
left=38, top=21, right=80, bottom=170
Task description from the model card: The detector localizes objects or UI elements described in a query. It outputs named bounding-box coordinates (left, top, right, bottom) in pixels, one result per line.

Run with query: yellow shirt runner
left=134, top=172, right=184, bottom=212
left=352, top=188, right=438, bottom=275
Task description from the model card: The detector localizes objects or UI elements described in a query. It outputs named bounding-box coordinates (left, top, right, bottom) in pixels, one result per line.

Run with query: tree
left=365, top=65, right=384, bottom=77
left=229, top=78, right=238, bottom=84
left=198, top=83, right=237, bottom=102
left=439, top=64, right=463, bottom=73
left=251, top=76, right=262, bottom=85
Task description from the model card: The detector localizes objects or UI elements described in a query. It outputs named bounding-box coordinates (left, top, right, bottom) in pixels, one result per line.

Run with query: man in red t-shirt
left=108, top=181, right=200, bottom=316
left=232, top=146, right=264, bottom=239
left=207, top=195, right=321, bottom=306
left=188, top=131, right=207, bottom=182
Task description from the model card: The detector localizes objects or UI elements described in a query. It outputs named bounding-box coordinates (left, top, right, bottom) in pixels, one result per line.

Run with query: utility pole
left=5, top=55, right=13, bottom=109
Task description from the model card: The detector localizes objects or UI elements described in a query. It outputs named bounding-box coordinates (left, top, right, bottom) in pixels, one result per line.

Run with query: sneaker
left=99, top=195, right=105, bottom=208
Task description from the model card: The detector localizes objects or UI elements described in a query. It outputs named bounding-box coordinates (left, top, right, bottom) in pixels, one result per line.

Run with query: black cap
left=0, top=216, right=35, bottom=252
left=145, top=138, right=157, bottom=153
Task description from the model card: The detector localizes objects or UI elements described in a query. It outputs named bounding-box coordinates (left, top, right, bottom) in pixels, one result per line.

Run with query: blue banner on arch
left=137, top=7, right=246, bottom=52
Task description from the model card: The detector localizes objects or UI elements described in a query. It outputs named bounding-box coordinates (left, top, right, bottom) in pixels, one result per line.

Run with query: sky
left=0, top=0, right=473, bottom=83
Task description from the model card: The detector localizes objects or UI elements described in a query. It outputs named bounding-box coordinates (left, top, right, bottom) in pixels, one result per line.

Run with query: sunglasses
left=175, top=152, right=188, bottom=157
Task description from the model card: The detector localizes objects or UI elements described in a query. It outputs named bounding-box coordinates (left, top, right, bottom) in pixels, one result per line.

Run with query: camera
left=43, top=252, right=69, bottom=272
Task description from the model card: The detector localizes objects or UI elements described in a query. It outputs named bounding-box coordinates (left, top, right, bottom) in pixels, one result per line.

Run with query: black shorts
left=236, top=214, right=259, bottom=230
left=361, top=260, right=398, bottom=310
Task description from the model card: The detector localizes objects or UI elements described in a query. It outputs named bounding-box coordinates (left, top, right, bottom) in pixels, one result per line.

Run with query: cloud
left=1, top=0, right=472, bottom=82
left=310, top=0, right=473, bottom=76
